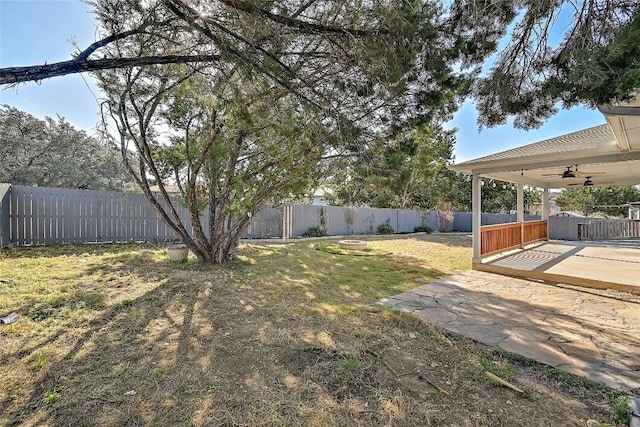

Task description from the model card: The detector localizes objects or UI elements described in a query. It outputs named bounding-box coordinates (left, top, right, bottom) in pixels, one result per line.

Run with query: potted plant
left=167, top=244, right=189, bottom=261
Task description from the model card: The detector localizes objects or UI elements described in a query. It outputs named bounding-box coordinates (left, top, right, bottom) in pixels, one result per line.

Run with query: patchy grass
left=481, top=357, right=517, bottom=381
left=313, top=242, right=383, bottom=256
left=610, top=396, right=631, bottom=424
left=0, top=235, right=626, bottom=426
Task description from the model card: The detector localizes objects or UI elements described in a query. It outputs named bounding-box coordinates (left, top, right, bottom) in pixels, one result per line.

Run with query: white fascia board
left=464, top=149, right=640, bottom=175
left=603, top=114, right=632, bottom=151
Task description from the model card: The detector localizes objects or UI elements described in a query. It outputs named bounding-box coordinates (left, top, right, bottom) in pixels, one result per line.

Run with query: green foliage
left=377, top=221, right=394, bottom=235
left=610, top=395, right=631, bottom=424
left=0, top=105, right=126, bottom=190
left=84, top=293, right=106, bottom=310
left=339, top=359, right=361, bottom=371
left=25, top=351, right=49, bottom=371
left=304, top=227, right=327, bottom=238
left=329, top=123, right=457, bottom=209
left=413, top=226, right=433, bottom=233
left=556, top=186, right=640, bottom=217
left=42, top=391, right=60, bottom=406
left=462, top=1, right=640, bottom=129
left=437, top=174, right=542, bottom=214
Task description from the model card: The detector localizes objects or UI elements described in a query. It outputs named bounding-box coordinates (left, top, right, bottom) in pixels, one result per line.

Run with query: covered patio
left=450, top=98, right=640, bottom=294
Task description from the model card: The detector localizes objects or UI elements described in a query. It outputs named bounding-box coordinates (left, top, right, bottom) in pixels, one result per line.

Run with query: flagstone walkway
left=379, top=270, right=640, bottom=391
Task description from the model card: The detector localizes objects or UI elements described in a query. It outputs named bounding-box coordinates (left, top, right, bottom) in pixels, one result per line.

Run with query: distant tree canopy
left=432, top=174, right=541, bottom=214
left=327, top=124, right=456, bottom=210
left=555, top=186, right=640, bottom=216
left=0, top=105, right=126, bottom=190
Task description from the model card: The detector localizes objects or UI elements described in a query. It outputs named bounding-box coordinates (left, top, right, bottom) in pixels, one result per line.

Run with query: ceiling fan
left=568, top=176, right=615, bottom=187
left=542, top=165, right=605, bottom=179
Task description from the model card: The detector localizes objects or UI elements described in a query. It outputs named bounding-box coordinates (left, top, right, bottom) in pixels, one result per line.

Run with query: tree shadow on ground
left=1, top=241, right=623, bottom=426
left=1, top=242, right=453, bottom=426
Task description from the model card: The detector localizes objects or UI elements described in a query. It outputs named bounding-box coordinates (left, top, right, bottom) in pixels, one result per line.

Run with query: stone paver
left=379, top=270, right=640, bottom=391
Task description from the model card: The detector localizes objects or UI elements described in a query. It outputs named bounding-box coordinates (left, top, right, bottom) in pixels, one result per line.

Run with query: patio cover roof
left=450, top=98, right=640, bottom=188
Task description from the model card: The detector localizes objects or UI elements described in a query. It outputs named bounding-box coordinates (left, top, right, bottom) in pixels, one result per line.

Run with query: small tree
left=556, top=186, right=640, bottom=217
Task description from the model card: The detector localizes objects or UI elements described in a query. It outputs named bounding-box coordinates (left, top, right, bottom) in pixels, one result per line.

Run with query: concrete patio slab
left=379, top=270, right=640, bottom=391
left=479, top=240, right=640, bottom=294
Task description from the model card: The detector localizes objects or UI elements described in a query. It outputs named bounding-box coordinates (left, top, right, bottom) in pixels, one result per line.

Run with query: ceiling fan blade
left=568, top=180, right=615, bottom=186
left=575, top=171, right=605, bottom=177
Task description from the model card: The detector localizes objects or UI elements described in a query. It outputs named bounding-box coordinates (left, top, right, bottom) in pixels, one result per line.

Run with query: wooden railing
left=480, top=222, right=522, bottom=256
left=480, top=220, right=548, bottom=257
left=523, top=220, right=548, bottom=244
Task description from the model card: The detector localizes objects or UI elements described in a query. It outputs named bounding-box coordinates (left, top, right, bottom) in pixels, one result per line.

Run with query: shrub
left=414, top=226, right=433, bottom=233
left=611, top=395, right=631, bottom=424
left=304, top=226, right=327, bottom=237
left=377, top=221, right=394, bottom=235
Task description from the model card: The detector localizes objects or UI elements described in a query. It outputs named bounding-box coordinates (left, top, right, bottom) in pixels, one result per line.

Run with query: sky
left=1, top=0, right=607, bottom=163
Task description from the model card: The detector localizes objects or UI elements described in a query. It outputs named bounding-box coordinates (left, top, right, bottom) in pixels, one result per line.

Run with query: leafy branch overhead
left=2, top=0, right=638, bottom=129
left=462, top=0, right=640, bottom=128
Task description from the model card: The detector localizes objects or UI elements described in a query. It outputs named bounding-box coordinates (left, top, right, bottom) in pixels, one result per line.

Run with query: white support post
left=541, top=187, right=550, bottom=220
left=541, top=186, right=550, bottom=241
left=517, top=183, right=524, bottom=222
left=517, top=183, right=524, bottom=247
left=472, top=173, right=482, bottom=264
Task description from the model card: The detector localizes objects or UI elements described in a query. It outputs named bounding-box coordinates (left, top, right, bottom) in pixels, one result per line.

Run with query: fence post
left=0, top=184, right=11, bottom=248
left=281, top=205, right=292, bottom=240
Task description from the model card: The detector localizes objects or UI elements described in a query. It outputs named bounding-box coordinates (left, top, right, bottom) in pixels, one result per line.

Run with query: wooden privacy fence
left=577, top=220, right=640, bottom=240
left=480, top=220, right=548, bottom=257
left=0, top=183, right=571, bottom=250
left=523, top=220, right=548, bottom=243
left=0, top=185, right=197, bottom=247
left=0, top=184, right=449, bottom=248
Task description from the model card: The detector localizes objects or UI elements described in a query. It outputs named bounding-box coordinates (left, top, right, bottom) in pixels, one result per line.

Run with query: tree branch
left=74, top=21, right=170, bottom=61
left=216, top=0, right=375, bottom=36
left=0, top=55, right=220, bottom=85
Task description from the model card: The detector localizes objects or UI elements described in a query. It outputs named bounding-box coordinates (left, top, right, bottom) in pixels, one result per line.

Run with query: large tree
left=101, top=67, right=332, bottom=262
left=94, top=0, right=486, bottom=263
left=0, top=105, right=126, bottom=190
left=453, top=0, right=640, bottom=129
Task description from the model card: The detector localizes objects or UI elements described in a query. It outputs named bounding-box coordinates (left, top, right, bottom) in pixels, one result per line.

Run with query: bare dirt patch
left=0, top=235, right=629, bottom=426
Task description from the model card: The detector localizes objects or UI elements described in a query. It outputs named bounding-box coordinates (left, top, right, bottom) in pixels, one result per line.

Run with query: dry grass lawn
left=0, top=234, right=627, bottom=426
